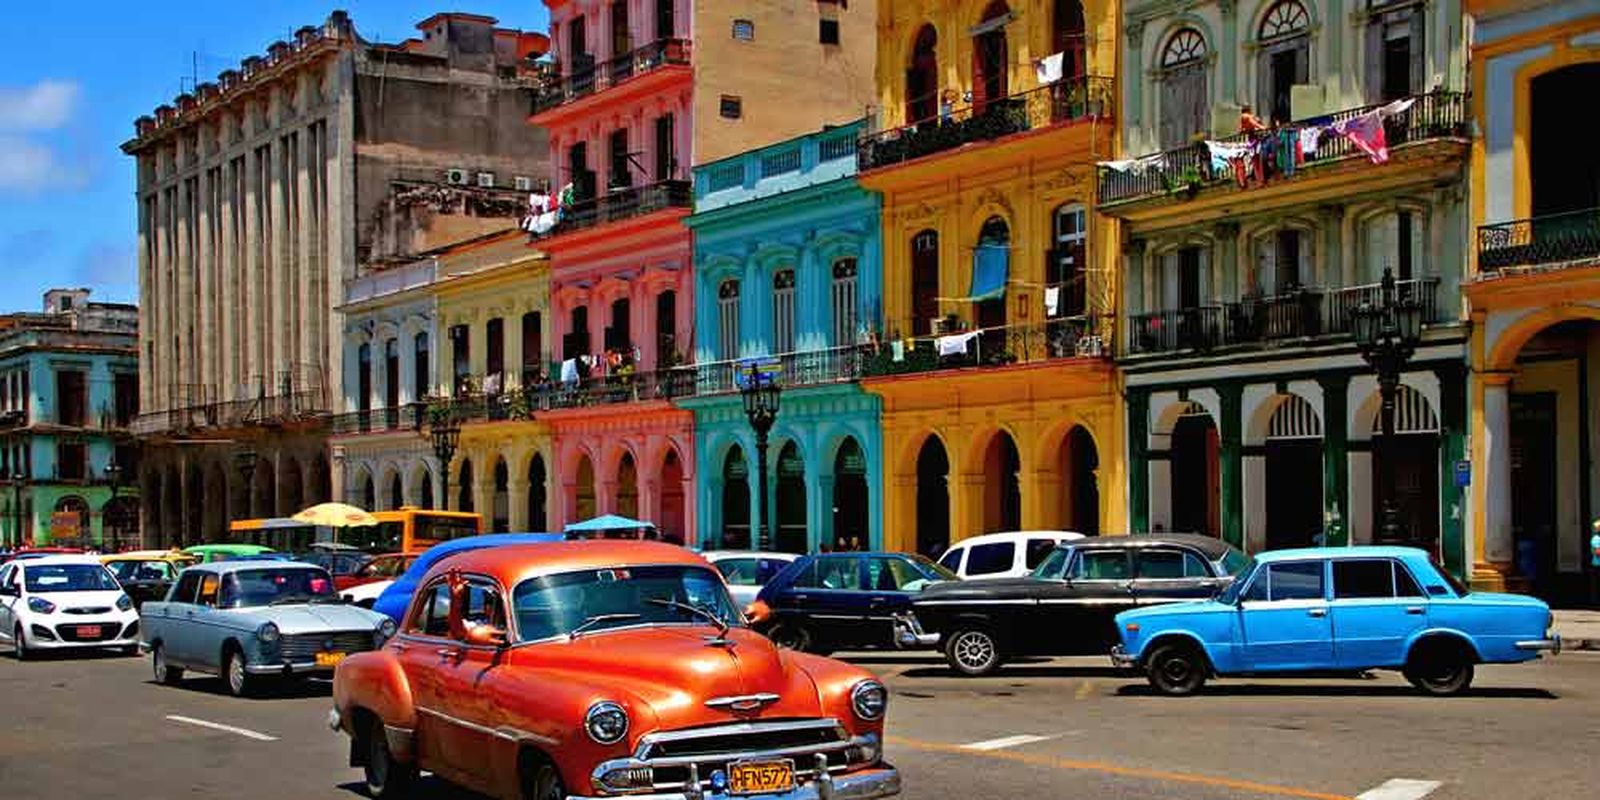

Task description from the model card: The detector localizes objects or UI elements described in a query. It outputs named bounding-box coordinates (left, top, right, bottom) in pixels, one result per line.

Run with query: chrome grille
left=64, top=607, right=112, bottom=615
left=634, top=719, right=855, bottom=793
left=279, top=631, right=375, bottom=660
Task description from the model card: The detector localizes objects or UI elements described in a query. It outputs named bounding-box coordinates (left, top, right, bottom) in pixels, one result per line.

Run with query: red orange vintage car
left=329, top=541, right=901, bottom=800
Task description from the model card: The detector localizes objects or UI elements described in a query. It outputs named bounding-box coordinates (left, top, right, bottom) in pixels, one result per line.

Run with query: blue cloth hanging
left=970, top=243, right=1009, bottom=301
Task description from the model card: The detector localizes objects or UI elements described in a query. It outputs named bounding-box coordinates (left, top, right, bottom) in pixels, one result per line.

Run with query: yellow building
left=858, top=0, right=1125, bottom=555
left=1466, top=1, right=1600, bottom=598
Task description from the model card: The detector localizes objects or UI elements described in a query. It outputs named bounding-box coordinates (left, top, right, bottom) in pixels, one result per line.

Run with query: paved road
left=1, top=646, right=1595, bottom=800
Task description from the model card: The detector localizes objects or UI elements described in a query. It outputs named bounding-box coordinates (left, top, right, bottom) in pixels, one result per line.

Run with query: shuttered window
left=1253, top=229, right=1311, bottom=295
left=1159, top=29, right=1210, bottom=148
left=1256, top=1, right=1311, bottom=123
left=1365, top=1, right=1425, bottom=103
left=831, top=259, right=859, bottom=346
left=773, top=269, right=796, bottom=354
left=717, top=280, right=740, bottom=361
left=1361, top=211, right=1424, bottom=282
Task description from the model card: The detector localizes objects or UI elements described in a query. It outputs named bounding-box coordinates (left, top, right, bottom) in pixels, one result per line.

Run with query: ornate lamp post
left=430, top=406, right=462, bottom=511
left=9, top=470, right=25, bottom=548
left=1351, top=268, right=1425, bottom=548
left=740, top=369, right=782, bottom=550
left=103, top=461, right=123, bottom=552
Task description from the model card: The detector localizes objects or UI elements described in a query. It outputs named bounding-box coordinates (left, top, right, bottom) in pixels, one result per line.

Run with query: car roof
left=182, top=558, right=321, bottom=575
left=426, top=540, right=708, bottom=585
left=700, top=550, right=799, bottom=561
left=14, top=555, right=108, bottom=567
left=1254, top=545, right=1429, bottom=564
left=949, top=530, right=1086, bottom=548
left=1072, top=534, right=1236, bottom=559
left=184, top=544, right=275, bottom=553
left=104, top=550, right=193, bottom=561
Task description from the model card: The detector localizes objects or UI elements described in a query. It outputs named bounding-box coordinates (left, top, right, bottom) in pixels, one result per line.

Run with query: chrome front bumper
left=1109, top=645, right=1137, bottom=668
left=892, top=614, right=940, bottom=648
left=565, top=764, right=900, bottom=800
left=244, top=660, right=336, bottom=675
left=1515, top=636, right=1562, bottom=654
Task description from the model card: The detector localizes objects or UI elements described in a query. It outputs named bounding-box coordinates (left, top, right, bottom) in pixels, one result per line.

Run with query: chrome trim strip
left=416, top=706, right=557, bottom=747
left=705, top=693, right=781, bottom=711
left=634, top=718, right=844, bottom=760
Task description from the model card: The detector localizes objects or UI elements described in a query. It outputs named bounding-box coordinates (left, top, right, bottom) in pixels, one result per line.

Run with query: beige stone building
left=124, top=11, right=550, bottom=545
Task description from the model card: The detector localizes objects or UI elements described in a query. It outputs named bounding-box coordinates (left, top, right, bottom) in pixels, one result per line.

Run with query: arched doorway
left=972, top=1, right=1011, bottom=112
left=457, top=459, right=474, bottom=513
left=528, top=454, right=548, bottom=531
left=309, top=454, right=331, bottom=506
left=184, top=463, right=203, bottom=544
left=1170, top=404, right=1220, bottom=536
left=388, top=473, right=403, bottom=510
left=906, top=24, right=939, bottom=123
left=1061, top=426, right=1099, bottom=534
left=1369, top=385, right=1440, bottom=551
left=721, top=446, right=750, bottom=549
left=975, top=216, right=1010, bottom=357
left=775, top=441, right=807, bottom=554
left=53, top=496, right=89, bottom=546
left=574, top=455, right=596, bottom=521
left=162, top=466, right=182, bottom=546
left=280, top=458, right=304, bottom=516
left=981, top=430, right=1022, bottom=533
left=915, top=435, right=951, bottom=557
left=1531, top=64, right=1600, bottom=219
left=491, top=458, right=510, bottom=532
left=358, top=471, right=375, bottom=513
left=833, top=437, right=870, bottom=551
left=1264, top=394, right=1324, bottom=550
left=418, top=466, right=435, bottom=510
left=660, top=448, right=686, bottom=545
left=616, top=452, right=639, bottom=520
left=203, top=464, right=227, bottom=541
left=250, top=458, right=274, bottom=519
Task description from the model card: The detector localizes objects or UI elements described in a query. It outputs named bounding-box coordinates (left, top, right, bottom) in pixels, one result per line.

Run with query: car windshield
left=510, top=564, right=742, bottom=642
left=1030, top=547, right=1073, bottom=580
left=1216, top=563, right=1256, bottom=605
left=219, top=567, right=337, bottom=608
left=1216, top=549, right=1254, bottom=578
left=25, top=564, right=121, bottom=593
left=108, top=560, right=177, bottom=582
left=908, top=553, right=959, bottom=582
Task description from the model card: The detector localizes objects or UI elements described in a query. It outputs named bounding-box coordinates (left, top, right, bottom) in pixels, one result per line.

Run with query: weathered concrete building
left=124, top=11, right=550, bottom=545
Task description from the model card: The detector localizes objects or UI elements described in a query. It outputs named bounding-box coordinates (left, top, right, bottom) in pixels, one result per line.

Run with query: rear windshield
left=220, top=567, right=336, bottom=608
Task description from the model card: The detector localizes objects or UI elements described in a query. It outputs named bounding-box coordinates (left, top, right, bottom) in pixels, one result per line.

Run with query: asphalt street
left=1, top=646, right=1595, bottom=800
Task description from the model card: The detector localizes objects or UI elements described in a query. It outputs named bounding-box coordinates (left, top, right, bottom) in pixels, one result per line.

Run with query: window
left=1053, top=0, right=1087, bottom=77
left=1136, top=549, right=1211, bottom=579
left=1362, top=210, right=1424, bottom=282
left=171, top=572, right=202, bottom=604
left=654, top=114, right=676, bottom=180
left=1159, top=28, right=1210, bottom=148
left=610, top=0, right=631, bottom=59
left=1333, top=559, right=1398, bottom=599
left=965, top=542, right=1015, bottom=576
left=449, top=324, right=470, bottom=395
left=1254, top=229, right=1307, bottom=294
left=1166, top=246, right=1204, bottom=309
left=938, top=548, right=964, bottom=572
left=866, top=557, right=926, bottom=591
left=520, top=312, right=543, bottom=383
left=1251, top=561, right=1325, bottom=601
left=732, top=19, right=754, bottom=41
left=384, top=339, right=400, bottom=407
left=795, top=557, right=859, bottom=590
left=1050, top=205, right=1087, bottom=317
left=1257, top=1, right=1311, bottom=124
left=906, top=25, right=940, bottom=123
left=1394, top=562, right=1424, bottom=597
left=830, top=259, right=859, bottom=347
left=460, top=580, right=507, bottom=631
left=114, top=372, right=138, bottom=426
left=656, top=0, right=675, bottom=39
left=720, top=95, right=743, bottom=119
left=911, top=230, right=940, bottom=335
left=413, top=332, right=430, bottom=399
left=1367, top=1, right=1424, bottom=102
left=608, top=128, right=631, bottom=189
left=717, top=280, right=740, bottom=361
left=715, top=558, right=761, bottom=586
left=772, top=269, right=796, bottom=355
left=413, top=580, right=453, bottom=636
left=1025, top=540, right=1059, bottom=569
left=1071, top=550, right=1131, bottom=580
left=55, top=370, right=86, bottom=427
left=486, top=318, right=505, bottom=387
left=56, top=442, right=86, bottom=481
left=197, top=573, right=221, bottom=607
left=819, top=18, right=840, bottom=45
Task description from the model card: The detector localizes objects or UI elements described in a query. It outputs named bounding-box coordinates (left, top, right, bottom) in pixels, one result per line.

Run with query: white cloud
left=0, top=136, right=60, bottom=189
left=0, top=80, right=80, bottom=132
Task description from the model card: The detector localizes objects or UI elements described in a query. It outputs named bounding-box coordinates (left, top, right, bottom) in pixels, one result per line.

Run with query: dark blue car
left=371, top=533, right=563, bottom=622
left=749, top=552, right=957, bottom=654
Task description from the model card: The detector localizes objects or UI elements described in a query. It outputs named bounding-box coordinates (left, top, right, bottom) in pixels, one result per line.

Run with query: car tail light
left=745, top=600, right=772, bottom=624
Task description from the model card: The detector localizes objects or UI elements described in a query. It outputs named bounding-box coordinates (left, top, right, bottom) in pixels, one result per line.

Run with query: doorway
left=1170, top=412, right=1220, bottom=537
left=915, top=436, right=951, bottom=557
left=834, top=438, right=870, bottom=551
left=1511, top=393, right=1558, bottom=597
left=721, top=447, right=751, bottom=549
left=775, top=442, right=807, bottom=554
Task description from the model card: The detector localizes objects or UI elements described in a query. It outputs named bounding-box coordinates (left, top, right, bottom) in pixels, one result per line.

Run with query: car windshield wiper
left=569, top=613, right=642, bottom=639
left=646, top=597, right=729, bottom=636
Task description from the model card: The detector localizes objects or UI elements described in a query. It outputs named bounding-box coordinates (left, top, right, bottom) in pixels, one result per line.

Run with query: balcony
left=329, top=405, right=425, bottom=435
left=690, top=346, right=866, bottom=396
left=530, top=39, right=691, bottom=117
left=1098, top=92, right=1468, bottom=207
left=130, top=390, right=329, bottom=437
left=1127, top=277, right=1442, bottom=355
left=535, top=179, right=691, bottom=240
left=1476, top=207, right=1600, bottom=278
left=861, top=314, right=1112, bottom=378
left=858, top=76, right=1114, bottom=172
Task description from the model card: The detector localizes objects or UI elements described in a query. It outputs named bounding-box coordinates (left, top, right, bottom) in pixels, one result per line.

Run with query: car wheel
left=522, top=757, right=566, bottom=800
left=152, top=643, right=184, bottom=685
left=769, top=622, right=813, bottom=653
left=1404, top=641, right=1475, bottom=696
left=224, top=648, right=254, bottom=698
left=13, top=625, right=31, bottom=661
left=1145, top=642, right=1208, bottom=696
left=364, top=715, right=416, bottom=798
left=945, top=629, right=1002, bottom=677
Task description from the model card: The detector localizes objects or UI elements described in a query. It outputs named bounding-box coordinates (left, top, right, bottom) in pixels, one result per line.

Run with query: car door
left=1035, top=549, right=1135, bottom=655
left=860, top=556, right=925, bottom=646
left=0, top=565, right=17, bottom=636
left=789, top=556, right=870, bottom=650
left=394, top=579, right=457, bottom=772
left=1130, top=548, right=1224, bottom=605
left=186, top=572, right=227, bottom=670
left=1238, top=560, right=1334, bottom=670
left=158, top=571, right=204, bottom=665
left=1328, top=559, right=1428, bottom=669
left=433, top=576, right=508, bottom=786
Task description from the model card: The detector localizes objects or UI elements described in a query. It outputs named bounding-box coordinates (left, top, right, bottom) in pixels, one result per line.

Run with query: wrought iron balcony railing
left=857, top=76, right=1114, bottom=172
left=535, top=179, right=692, bottom=239
left=530, top=39, right=692, bottom=116
left=1477, top=207, right=1600, bottom=275
left=860, top=315, right=1112, bottom=378
left=329, top=405, right=424, bottom=435
left=130, top=390, right=329, bottom=436
left=1127, top=277, right=1442, bottom=355
left=1098, top=91, right=1467, bottom=206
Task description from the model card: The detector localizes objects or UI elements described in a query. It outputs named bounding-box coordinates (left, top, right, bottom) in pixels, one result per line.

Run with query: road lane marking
left=165, top=715, right=278, bottom=742
left=888, top=735, right=1349, bottom=800
left=962, top=734, right=1058, bottom=751
left=1075, top=680, right=1096, bottom=700
left=1355, top=779, right=1442, bottom=800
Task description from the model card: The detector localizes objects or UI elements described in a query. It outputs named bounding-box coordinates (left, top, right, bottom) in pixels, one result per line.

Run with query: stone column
left=196, top=162, right=214, bottom=395
left=1437, top=364, right=1469, bottom=577
left=1124, top=20, right=1146, bottom=132
left=1128, top=389, right=1151, bottom=532
left=1321, top=373, right=1351, bottom=546
left=1481, top=374, right=1514, bottom=566
left=1220, top=384, right=1245, bottom=549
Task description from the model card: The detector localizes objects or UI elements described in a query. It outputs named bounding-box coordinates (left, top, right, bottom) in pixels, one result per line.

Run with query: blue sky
left=1, top=2, right=548, bottom=308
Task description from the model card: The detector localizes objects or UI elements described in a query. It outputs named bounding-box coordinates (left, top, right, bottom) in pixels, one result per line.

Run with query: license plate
left=315, top=651, right=346, bottom=667
left=76, top=625, right=101, bottom=638
left=727, top=759, right=795, bottom=795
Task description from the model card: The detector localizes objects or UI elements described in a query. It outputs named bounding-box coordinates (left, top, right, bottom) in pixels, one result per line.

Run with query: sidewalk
left=1553, top=609, right=1600, bottom=651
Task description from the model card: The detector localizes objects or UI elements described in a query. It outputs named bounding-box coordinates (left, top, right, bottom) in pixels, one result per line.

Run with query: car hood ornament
left=704, top=693, right=781, bottom=713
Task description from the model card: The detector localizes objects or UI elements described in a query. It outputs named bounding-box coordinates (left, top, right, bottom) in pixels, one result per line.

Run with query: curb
left=1563, top=637, right=1600, bottom=652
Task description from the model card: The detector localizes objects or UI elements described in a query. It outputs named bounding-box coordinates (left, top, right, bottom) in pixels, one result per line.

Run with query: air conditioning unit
left=445, top=168, right=469, bottom=185
left=477, top=171, right=496, bottom=188
left=514, top=176, right=534, bottom=191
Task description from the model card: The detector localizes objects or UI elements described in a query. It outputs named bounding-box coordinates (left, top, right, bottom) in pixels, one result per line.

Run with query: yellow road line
left=886, top=735, right=1351, bottom=800
left=1074, top=680, right=1096, bottom=700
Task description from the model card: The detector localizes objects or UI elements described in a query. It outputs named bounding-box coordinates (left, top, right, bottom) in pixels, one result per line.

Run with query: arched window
left=717, top=279, right=740, bottom=361
left=911, top=230, right=940, bottom=335
left=974, top=217, right=1010, bottom=349
left=906, top=25, right=939, bottom=123
left=1052, top=0, right=1086, bottom=79
left=412, top=332, right=430, bottom=400
left=1257, top=1, right=1311, bottom=124
left=772, top=269, right=796, bottom=355
left=972, top=2, right=1011, bottom=112
left=1159, top=28, right=1210, bottom=148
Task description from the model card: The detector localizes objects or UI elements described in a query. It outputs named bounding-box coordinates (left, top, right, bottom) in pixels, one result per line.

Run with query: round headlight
left=851, top=680, right=887, bottom=721
left=378, top=618, right=398, bottom=640
left=116, top=594, right=133, bottom=612
left=585, top=701, right=629, bottom=745
left=258, top=622, right=280, bottom=643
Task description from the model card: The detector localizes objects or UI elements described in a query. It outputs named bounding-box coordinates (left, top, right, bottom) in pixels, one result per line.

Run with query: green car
left=181, top=544, right=278, bottom=564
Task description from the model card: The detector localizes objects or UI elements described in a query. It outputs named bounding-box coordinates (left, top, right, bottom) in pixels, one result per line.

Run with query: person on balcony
left=1239, top=104, right=1267, bottom=134
left=939, top=90, right=956, bottom=126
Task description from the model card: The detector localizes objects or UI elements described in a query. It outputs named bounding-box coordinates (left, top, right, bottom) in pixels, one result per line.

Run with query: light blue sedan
left=1112, top=547, right=1560, bottom=696
left=140, top=560, right=395, bottom=697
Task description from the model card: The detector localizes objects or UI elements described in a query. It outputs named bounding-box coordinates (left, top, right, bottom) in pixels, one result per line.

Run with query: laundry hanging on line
left=1044, top=286, right=1062, bottom=316
left=935, top=331, right=978, bottom=357
left=1034, top=52, right=1065, bottom=85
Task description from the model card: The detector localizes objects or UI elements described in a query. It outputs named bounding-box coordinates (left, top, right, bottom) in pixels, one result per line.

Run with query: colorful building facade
left=682, top=122, right=885, bottom=552
left=858, top=0, right=1125, bottom=556
left=1467, top=0, right=1600, bottom=597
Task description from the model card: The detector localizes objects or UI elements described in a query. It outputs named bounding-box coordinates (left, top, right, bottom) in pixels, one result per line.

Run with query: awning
left=564, top=514, right=656, bottom=533
left=970, top=243, right=1010, bottom=301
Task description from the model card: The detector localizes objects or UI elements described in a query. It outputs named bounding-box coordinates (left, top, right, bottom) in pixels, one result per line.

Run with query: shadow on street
left=1114, top=683, right=1559, bottom=699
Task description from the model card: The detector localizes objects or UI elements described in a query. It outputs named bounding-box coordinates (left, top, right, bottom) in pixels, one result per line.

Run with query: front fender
left=332, top=649, right=417, bottom=759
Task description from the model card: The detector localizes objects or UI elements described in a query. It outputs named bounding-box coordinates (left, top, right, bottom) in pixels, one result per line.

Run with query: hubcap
left=954, top=632, right=994, bottom=669
left=154, top=649, right=165, bottom=680
left=229, top=656, right=244, bottom=693
left=1159, top=655, right=1192, bottom=684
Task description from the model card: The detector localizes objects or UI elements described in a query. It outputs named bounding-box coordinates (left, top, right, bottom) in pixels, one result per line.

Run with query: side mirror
left=464, top=623, right=509, bottom=648
left=0, top=585, right=15, bottom=597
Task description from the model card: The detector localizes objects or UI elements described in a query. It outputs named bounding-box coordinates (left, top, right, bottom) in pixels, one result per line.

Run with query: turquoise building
left=0, top=290, right=139, bottom=549
left=681, top=121, right=884, bottom=553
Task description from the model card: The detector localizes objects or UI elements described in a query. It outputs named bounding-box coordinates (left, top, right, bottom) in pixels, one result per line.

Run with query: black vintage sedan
left=908, top=534, right=1252, bottom=676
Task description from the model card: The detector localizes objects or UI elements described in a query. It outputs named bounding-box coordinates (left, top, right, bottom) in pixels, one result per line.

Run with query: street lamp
left=104, top=460, right=123, bottom=552
left=429, top=405, right=462, bottom=511
left=1350, top=268, right=1425, bottom=548
left=740, top=368, right=782, bottom=550
left=10, top=470, right=26, bottom=548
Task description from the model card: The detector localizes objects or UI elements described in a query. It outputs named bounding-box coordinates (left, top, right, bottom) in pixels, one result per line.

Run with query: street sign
left=734, top=357, right=783, bottom=389
left=1453, top=459, right=1471, bottom=488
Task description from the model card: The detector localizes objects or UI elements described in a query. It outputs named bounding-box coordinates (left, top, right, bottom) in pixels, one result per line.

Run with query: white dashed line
left=165, top=714, right=278, bottom=742
left=1355, top=779, right=1443, bottom=800
left=961, top=734, right=1058, bottom=751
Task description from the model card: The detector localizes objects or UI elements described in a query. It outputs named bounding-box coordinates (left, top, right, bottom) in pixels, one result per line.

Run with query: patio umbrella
left=292, top=502, right=380, bottom=528
left=563, top=514, right=656, bottom=534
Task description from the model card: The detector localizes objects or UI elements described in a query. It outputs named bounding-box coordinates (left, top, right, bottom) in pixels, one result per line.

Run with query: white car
left=936, top=530, right=1087, bottom=580
left=340, top=578, right=393, bottom=608
left=0, top=555, right=140, bottom=659
left=701, top=550, right=800, bottom=606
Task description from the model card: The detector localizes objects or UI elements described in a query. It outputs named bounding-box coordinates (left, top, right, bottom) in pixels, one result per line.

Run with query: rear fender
left=1403, top=628, right=1484, bottom=664
left=333, top=650, right=417, bottom=762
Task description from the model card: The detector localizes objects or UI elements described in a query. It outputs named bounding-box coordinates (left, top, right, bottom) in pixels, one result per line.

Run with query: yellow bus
left=227, top=508, right=483, bottom=554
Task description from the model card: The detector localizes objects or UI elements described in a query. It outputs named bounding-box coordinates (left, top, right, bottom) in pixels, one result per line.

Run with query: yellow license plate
left=727, top=759, right=795, bottom=795
left=315, top=651, right=346, bottom=667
